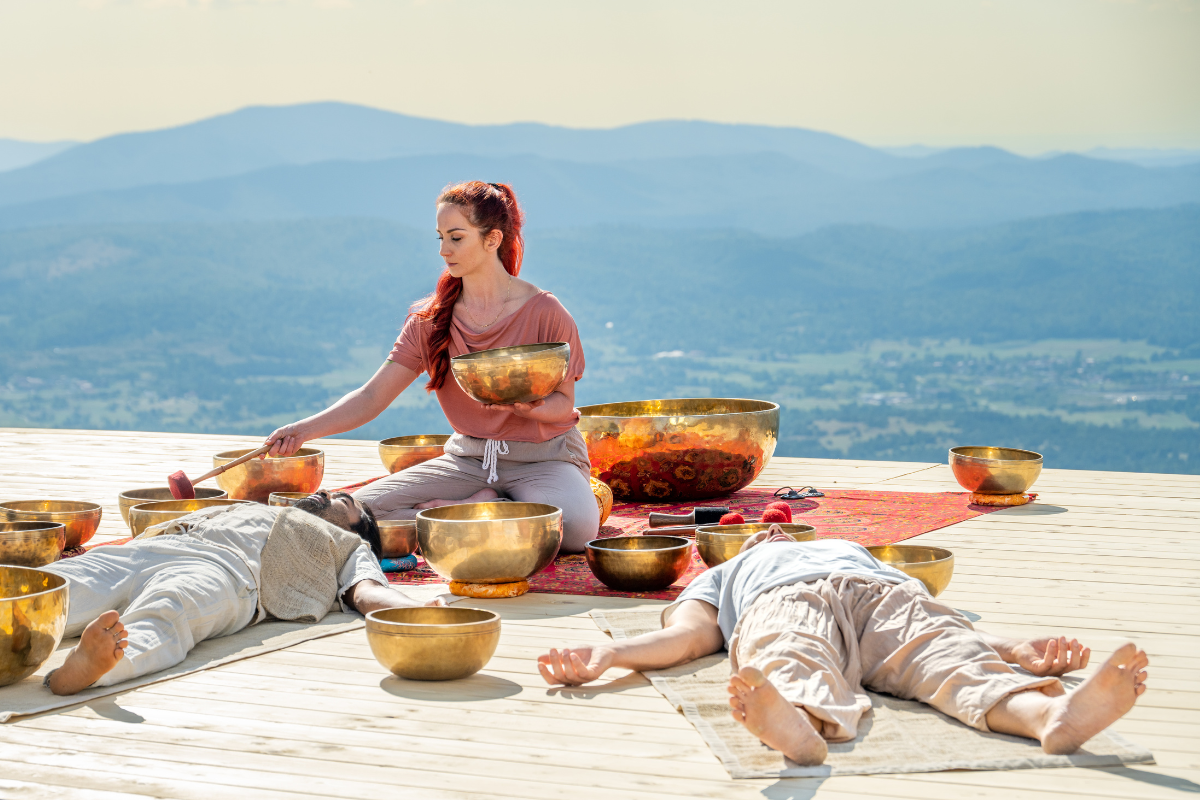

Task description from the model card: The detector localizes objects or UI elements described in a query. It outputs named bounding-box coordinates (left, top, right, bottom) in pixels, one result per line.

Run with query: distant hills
left=1, top=103, right=1198, bottom=235
left=0, top=139, right=77, bottom=174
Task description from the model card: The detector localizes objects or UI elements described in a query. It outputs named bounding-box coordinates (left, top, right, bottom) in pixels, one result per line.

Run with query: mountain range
left=1, top=103, right=1198, bottom=235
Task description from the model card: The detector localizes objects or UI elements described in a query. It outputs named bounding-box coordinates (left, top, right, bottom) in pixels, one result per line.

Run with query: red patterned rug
left=376, top=484, right=999, bottom=600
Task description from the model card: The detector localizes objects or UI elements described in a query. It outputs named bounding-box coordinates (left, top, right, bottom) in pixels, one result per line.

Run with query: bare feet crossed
left=48, top=610, right=127, bottom=696
left=415, top=488, right=499, bottom=510
left=727, top=666, right=828, bottom=766
left=1040, top=642, right=1148, bottom=754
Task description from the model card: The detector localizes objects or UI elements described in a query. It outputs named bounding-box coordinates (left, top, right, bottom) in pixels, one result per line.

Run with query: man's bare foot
left=415, top=488, right=499, bottom=510
left=48, top=611, right=127, bottom=696
left=728, top=666, right=828, bottom=765
left=1040, top=643, right=1148, bottom=755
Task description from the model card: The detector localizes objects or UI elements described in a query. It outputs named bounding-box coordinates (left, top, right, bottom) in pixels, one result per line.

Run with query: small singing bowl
left=268, top=492, right=312, bottom=507
left=949, top=446, right=1043, bottom=495
left=378, top=520, right=418, bottom=558
left=213, top=447, right=324, bottom=503
left=418, top=502, right=562, bottom=585
left=0, top=565, right=69, bottom=687
left=0, top=500, right=102, bottom=550
left=0, top=522, right=66, bottom=568
left=127, top=498, right=250, bottom=537
left=867, top=545, right=955, bottom=597
left=585, top=535, right=692, bottom=592
left=450, top=342, right=570, bottom=406
left=379, top=435, right=451, bottom=474
left=120, top=486, right=227, bottom=525
left=366, top=606, right=501, bottom=681
left=694, top=523, right=817, bottom=568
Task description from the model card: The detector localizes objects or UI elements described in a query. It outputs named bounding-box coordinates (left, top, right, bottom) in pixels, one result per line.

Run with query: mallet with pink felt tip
left=168, top=443, right=273, bottom=500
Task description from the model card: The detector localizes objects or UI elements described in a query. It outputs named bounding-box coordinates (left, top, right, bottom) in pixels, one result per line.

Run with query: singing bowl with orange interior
left=0, top=500, right=102, bottom=550
left=378, top=435, right=452, bottom=474
left=212, top=447, right=324, bottom=503
left=450, top=342, right=570, bottom=406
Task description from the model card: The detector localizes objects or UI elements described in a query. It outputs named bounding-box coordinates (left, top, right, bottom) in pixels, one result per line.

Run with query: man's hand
left=1009, top=636, right=1091, bottom=677
left=537, top=645, right=615, bottom=686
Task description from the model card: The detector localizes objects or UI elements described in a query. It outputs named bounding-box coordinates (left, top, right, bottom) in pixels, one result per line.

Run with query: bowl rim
left=0, top=499, right=102, bottom=516
left=267, top=491, right=314, bottom=499
left=213, top=447, right=323, bottom=461
left=867, top=544, right=954, bottom=565
left=416, top=501, right=562, bottom=524
left=365, top=606, right=501, bottom=630
left=120, top=486, right=227, bottom=501
left=129, top=498, right=251, bottom=515
left=577, top=397, right=781, bottom=420
left=450, top=341, right=570, bottom=364
left=0, top=565, right=69, bottom=601
left=949, top=446, right=1043, bottom=464
left=0, top=520, right=66, bottom=534
left=695, top=523, right=817, bottom=539
left=377, top=519, right=418, bottom=528
left=378, top=434, right=453, bottom=448
left=585, top=535, right=692, bottom=553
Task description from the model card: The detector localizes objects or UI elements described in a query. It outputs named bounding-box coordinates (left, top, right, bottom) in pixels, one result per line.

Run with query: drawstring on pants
left=482, top=439, right=509, bottom=484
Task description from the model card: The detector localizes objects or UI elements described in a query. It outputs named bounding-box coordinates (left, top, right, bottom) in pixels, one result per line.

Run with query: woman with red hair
left=263, top=182, right=598, bottom=551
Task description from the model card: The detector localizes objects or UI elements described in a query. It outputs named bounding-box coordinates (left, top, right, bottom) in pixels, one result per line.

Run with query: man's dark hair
left=348, top=500, right=382, bottom=560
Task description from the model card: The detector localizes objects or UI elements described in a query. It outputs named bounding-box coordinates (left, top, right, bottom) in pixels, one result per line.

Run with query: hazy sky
left=2, top=0, right=1197, bottom=152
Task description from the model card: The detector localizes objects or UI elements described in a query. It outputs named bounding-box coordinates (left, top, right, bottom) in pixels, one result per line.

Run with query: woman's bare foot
left=48, top=611, right=127, bottom=695
left=728, top=666, right=828, bottom=765
left=1040, top=643, right=1148, bottom=755
left=415, top=488, right=499, bottom=510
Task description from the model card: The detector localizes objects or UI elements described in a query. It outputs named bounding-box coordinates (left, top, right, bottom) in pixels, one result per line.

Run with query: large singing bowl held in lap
left=0, top=522, right=66, bottom=568
left=127, top=498, right=251, bottom=537
left=949, top=446, right=1043, bottom=495
left=576, top=399, right=781, bottom=501
left=585, top=535, right=692, bottom=592
left=378, top=435, right=452, bottom=474
left=0, top=566, right=69, bottom=686
left=450, top=342, right=570, bottom=405
left=213, top=447, right=324, bottom=503
left=417, top=502, right=562, bottom=585
left=867, top=545, right=955, bottom=597
left=694, top=523, right=816, bottom=568
left=0, top=500, right=102, bottom=550
left=366, top=606, right=501, bottom=681
left=119, top=486, right=227, bottom=525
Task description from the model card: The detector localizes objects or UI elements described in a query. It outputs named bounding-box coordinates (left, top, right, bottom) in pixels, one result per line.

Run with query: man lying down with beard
left=41, top=490, right=436, bottom=695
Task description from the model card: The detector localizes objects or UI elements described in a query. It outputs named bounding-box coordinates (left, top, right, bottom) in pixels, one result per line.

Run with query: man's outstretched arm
left=345, top=579, right=444, bottom=615
left=538, top=599, right=724, bottom=686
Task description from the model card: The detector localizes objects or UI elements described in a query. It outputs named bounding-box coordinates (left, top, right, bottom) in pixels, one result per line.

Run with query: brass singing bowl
left=949, top=446, right=1043, bottom=495
left=417, top=502, right=562, bottom=585
left=213, top=447, right=324, bottom=503
left=0, top=566, right=69, bottom=687
left=694, top=523, right=817, bottom=568
left=379, top=520, right=419, bottom=558
left=0, top=522, right=66, bottom=568
left=379, top=435, right=452, bottom=474
left=268, top=492, right=312, bottom=507
left=366, top=606, right=501, bottom=681
left=585, top=535, right=692, bottom=592
left=577, top=398, right=780, bottom=502
left=127, top=498, right=251, bottom=538
left=0, top=500, right=102, bottom=550
left=450, top=342, right=570, bottom=406
left=120, top=487, right=227, bottom=525
left=867, top=545, right=955, bottom=597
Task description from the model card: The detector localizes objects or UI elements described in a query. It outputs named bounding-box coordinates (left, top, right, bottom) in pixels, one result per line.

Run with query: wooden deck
left=0, top=426, right=1197, bottom=799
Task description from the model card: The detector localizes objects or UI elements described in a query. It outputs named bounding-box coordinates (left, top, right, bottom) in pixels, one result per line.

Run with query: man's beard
left=293, top=493, right=331, bottom=517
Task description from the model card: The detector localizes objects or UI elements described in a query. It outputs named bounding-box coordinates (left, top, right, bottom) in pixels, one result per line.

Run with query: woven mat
left=0, top=584, right=449, bottom=723
left=379, top=485, right=1001, bottom=600
left=591, top=608, right=1153, bottom=778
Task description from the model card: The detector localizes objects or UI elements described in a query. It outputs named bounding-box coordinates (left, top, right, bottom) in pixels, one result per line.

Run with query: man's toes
left=739, top=666, right=767, bottom=689
left=728, top=675, right=751, bottom=699
left=1110, top=642, right=1138, bottom=665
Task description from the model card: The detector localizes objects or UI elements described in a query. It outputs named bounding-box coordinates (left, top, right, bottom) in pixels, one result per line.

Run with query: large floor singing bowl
left=119, top=486, right=226, bottom=525
left=577, top=399, right=780, bottom=501
left=213, top=447, right=324, bottom=503
left=417, top=502, right=562, bottom=585
left=366, top=607, right=501, bottom=681
left=0, top=500, right=102, bottom=550
left=1, top=565, right=69, bottom=686
left=128, top=498, right=250, bottom=537
left=450, top=342, right=570, bottom=406
left=0, top=522, right=66, bottom=568
left=949, top=446, right=1043, bottom=495
left=868, top=545, right=955, bottom=597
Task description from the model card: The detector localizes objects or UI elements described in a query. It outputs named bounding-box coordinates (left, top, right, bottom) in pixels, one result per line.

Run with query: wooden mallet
left=168, top=443, right=272, bottom=500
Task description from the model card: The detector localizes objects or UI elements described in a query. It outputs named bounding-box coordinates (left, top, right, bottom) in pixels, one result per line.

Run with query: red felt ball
left=765, top=501, right=793, bottom=522
left=760, top=508, right=789, bottom=524
left=719, top=512, right=745, bottom=525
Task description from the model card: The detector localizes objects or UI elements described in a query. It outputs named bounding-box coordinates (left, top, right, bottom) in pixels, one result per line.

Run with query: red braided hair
left=412, top=181, right=525, bottom=392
